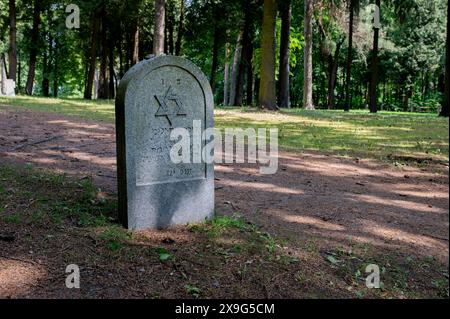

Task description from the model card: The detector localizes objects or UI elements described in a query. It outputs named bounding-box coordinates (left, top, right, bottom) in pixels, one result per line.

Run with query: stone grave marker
left=116, top=55, right=214, bottom=230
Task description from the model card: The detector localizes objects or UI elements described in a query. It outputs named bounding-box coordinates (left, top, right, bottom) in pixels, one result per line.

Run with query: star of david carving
left=154, top=86, right=187, bottom=127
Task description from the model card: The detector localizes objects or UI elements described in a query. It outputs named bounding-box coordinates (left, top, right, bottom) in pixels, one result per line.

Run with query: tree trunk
left=109, top=40, right=116, bottom=99
left=8, top=0, right=17, bottom=83
left=98, top=9, right=109, bottom=100
left=53, top=39, right=58, bottom=97
left=25, top=0, right=41, bottom=96
left=153, top=0, right=166, bottom=56
left=303, top=0, right=314, bottom=110
left=0, top=54, right=6, bottom=94
left=17, top=60, right=21, bottom=92
left=167, top=1, right=175, bottom=55
left=223, top=41, right=231, bottom=105
left=259, top=0, right=278, bottom=110
left=327, top=39, right=343, bottom=109
left=84, top=12, right=100, bottom=99
left=236, top=7, right=253, bottom=107
left=42, top=48, right=49, bottom=97
left=369, top=0, right=381, bottom=113
left=175, top=0, right=185, bottom=56
left=246, top=43, right=254, bottom=106
left=229, top=32, right=243, bottom=106
left=440, top=0, right=449, bottom=117
left=279, top=0, right=291, bottom=108
left=210, top=25, right=220, bottom=95
left=344, top=0, right=356, bottom=112
left=132, top=24, right=140, bottom=65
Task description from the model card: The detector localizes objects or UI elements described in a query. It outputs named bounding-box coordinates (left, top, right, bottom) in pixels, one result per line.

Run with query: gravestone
left=116, top=55, right=214, bottom=230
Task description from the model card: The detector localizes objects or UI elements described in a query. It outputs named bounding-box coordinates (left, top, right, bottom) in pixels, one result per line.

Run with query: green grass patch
left=0, top=163, right=117, bottom=229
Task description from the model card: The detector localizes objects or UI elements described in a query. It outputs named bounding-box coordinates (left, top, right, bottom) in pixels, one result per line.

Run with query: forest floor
left=0, top=97, right=449, bottom=299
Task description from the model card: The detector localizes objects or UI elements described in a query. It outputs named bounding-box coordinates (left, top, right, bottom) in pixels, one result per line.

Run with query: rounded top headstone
left=115, top=55, right=215, bottom=230
left=117, top=55, right=213, bottom=129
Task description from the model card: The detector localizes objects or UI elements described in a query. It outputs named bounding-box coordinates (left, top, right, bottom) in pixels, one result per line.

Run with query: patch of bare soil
left=0, top=106, right=448, bottom=298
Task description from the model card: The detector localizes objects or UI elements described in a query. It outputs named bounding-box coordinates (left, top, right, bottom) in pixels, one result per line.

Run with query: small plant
left=185, top=285, right=202, bottom=298
left=155, top=247, right=172, bottom=262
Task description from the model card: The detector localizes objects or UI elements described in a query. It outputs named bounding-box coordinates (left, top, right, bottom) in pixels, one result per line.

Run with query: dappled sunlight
left=352, top=193, right=446, bottom=214
left=362, top=221, right=448, bottom=250
left=219, top=177, right=305, bottom=195
left=0, top=259, right=47, bottom=298
left=282, top=215, right=346, bottom=231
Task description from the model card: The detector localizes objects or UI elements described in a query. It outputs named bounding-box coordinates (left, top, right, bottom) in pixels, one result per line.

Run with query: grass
left=1, top=95, right=448, bottom=164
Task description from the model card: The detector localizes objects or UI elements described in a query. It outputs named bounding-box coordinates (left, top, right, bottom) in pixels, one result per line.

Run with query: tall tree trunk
left=223, top=41, right=231, bottom=106
left=246, top=43, right=254, bottom=106
left=98, top=10, right=110, bottom=100
left=0, top=54, right=6, bottom=94
left=84, top=12, right=100, bottom=99
left=167, top=0, right=175, bottom=55
left=440, top=0, right=449, bottom=117
left=8, top=0, right=17, bottom=83
left=210, top=25, right=220, bottom=95
left=175, top=0, right=185, bottom=56
left=327, top=39, right=343, bottom=109
left=25, top=0, right=41, bottom=96
left=109, top=40, right=116, bottom=99
left=236, top=7, right=253, bottom=106
left=53, top=39, right=58, bottom=97
left=153, top=0, right=166, bottom=56
left=369, top=0, right=381, bottom=113
left=259, top=0, right=278, bottom=110
left=132, top=24, right=140, bottom=65
left=42, top=16, right=52, bottom=98
left=17, top=60, right=21, bottom=92
left=42, top=47, right=49, bottom=97
left=303, top=0, right=314, bottom=110
left=279, top=0, right=291, bottom=108
left=230, top=32, right=243, bottom=106
left=344, top=0, right=356, bottom=111
left=118, top=23, right=124, bottom=78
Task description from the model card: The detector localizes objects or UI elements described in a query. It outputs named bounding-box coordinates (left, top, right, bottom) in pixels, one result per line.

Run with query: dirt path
left=0, top=106, right=449, bottom=298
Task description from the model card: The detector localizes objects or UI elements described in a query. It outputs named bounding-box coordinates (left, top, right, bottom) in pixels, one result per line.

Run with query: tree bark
left=8, top=0, right=17, bottom=83
left=223, top=42, right=231, bottom=105
left=229, top=32, right=243, bottom=106
left=210, top=25, right=220, bottom=95
left=167, top=0, right=175, bottom=55
left=153, top=0, right=166, bottom=56
left=259, top=0, right=278, bottom=110
left=246, top=43, right=254, bottom=106
left=327, top=39, right=343, bottom=109
left=98, top=10, right=110, bottom=100
left=236, top=7, right=253, bottom=106
left=279, top=0, right=291, bottom=108
left=175, top=0, right=185, bottom=56
left=440, top=0, right=449, bottom=117
left=132, top=23, right=140, bottom=65
left=0, top=54, right=6, bottom=94
left=344, top=0, right=356, bottom=112
left=25, top=0, right=41, bottom=96
left=303, top=0, right=314, bottom=110
left=84, top=12, right=100, bottom=100
left=369, top=0, right=381, bottom=113
left=109, top=39, right=116, bottom=99
left=53, top=39, right=58, bottom=97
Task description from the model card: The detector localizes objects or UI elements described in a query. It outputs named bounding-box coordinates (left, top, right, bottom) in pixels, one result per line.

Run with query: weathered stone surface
left=116, top=55, right=214, bottom=230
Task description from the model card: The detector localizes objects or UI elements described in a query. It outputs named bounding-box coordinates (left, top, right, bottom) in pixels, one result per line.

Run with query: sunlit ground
left=1, top=95, right=448, bottom=163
